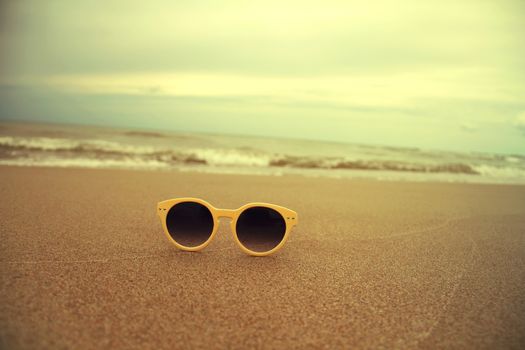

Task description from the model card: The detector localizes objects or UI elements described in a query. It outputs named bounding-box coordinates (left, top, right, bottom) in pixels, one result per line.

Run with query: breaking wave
left=0, top=136, right=490, bottom=176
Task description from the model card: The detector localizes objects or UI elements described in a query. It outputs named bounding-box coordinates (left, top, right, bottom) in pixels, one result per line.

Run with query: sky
left=0, top=0, right=524, bottom=154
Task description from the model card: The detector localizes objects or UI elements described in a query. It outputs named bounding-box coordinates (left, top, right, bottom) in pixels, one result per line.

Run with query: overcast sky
left=1, top=0, right=524, bottom=154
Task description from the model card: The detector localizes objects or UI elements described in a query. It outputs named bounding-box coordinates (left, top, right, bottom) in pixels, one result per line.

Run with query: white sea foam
left=189, top=148, right=271, bottom=167
left=473, top=164, right=525, bottom=181
left=1, top=131, right=524, bottom=184
left=0, top=157, right=169, bottom=170
left=0, top=136, right=160, bottom=155
left=0, top=136, right=79, bottom=151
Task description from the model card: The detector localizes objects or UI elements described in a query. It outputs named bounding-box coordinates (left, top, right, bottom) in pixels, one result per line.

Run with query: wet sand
left=1, top=166, right=524, bottom=349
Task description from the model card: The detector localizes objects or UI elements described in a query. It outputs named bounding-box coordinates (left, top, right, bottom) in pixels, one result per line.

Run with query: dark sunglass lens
left=236, top=207, right=286, bottom=252
left=166, top=202, right=214, bottom=247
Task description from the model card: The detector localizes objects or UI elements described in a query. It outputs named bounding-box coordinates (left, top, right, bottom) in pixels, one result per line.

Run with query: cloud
left=1, top=0, right=524, bottom=78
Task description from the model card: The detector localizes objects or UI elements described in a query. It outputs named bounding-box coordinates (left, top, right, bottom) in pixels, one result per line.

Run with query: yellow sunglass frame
left=157, top=198, right=298, bottom=256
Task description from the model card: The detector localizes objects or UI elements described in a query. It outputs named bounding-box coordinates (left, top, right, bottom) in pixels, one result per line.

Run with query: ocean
left=1, top=121, right=524, bottom=184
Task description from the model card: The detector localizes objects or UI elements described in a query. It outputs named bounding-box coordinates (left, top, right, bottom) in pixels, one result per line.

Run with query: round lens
left=236, top=207, right=286, bottom=253
left=166, top=202, right=214, bottom=247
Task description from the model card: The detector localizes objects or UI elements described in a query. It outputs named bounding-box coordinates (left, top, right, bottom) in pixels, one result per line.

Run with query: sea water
left=1, top=121, right=524, bottom=184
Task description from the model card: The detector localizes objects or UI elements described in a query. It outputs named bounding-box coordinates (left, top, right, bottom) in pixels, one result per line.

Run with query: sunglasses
left=157, top=198, right=298, bottom=256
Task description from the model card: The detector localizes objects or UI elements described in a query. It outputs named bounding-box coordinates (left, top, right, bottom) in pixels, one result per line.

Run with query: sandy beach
left=1, top=165, right=524, bottom=349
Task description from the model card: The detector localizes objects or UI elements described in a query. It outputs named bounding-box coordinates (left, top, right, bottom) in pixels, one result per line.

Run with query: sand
left=1, top=166, right=524, bottom=349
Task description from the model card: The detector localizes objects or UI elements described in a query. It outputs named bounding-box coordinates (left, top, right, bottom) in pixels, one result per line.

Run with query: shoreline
left=2, top=121, right=524, bottom=186
left=1, top=163, right=524, bottom=187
